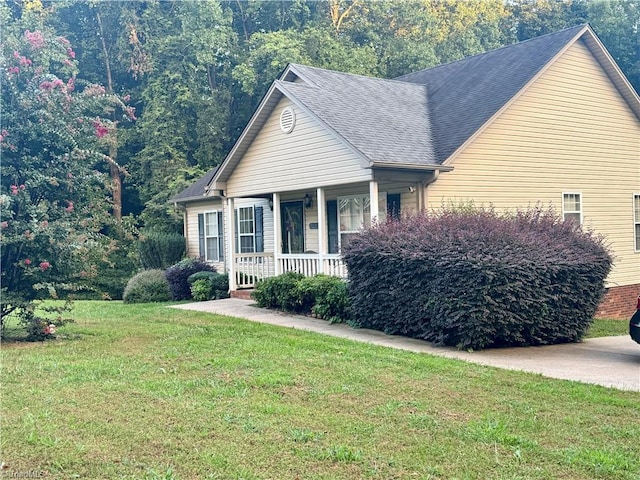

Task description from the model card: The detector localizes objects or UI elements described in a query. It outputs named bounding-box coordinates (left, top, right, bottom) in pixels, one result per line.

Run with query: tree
left=0, top=12, right=134, bottom=338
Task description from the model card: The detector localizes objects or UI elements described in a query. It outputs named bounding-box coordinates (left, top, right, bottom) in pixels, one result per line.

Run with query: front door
left=281, top=201, right=305, bottom=254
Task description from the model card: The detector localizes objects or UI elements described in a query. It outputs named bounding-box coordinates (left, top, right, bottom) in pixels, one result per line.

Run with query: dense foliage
left=342, top=207, right=613, bottom=350
left=122, top=269, right=171, bottom=304
left=138, top=231, right=186, bottom=269
left=164, top=258, right=216, bottom=301
left=0, top=14, right=134, bottom=335
left=253, top=273, right=351, bottom=323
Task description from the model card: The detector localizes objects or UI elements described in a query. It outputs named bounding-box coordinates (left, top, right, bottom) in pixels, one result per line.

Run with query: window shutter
left=234, top=209, right=238, bottom=254
left=217, top=212, right=224, bottom=261
left=327, top=200, right=338, bottom=254
left=387, top=193, right=401, bottom=219
left=197, top=213, right=205, bottom=259
left=255, top=206, right=264, bottom=253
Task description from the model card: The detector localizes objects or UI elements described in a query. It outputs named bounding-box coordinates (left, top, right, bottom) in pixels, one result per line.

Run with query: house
left=172, top=24, right=640, bottom=319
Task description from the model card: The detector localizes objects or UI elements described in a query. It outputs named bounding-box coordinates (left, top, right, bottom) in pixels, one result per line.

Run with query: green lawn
left=1, top=302, right=638, bottom=480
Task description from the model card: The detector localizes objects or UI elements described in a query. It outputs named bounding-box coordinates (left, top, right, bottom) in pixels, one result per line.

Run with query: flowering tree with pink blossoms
left=0, top=26, right=134, bottom=339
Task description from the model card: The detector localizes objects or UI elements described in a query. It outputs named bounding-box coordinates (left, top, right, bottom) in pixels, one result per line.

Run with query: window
left=634, top=194, right=640, bottom=252
left=338, top=193, right=387, bottom=249
left=197, top=211, right=223, bottom=262
left=238, top=206, right=255, bottom=253
left=204, top=212, right=221, bottom=261
left=562, top=193, right=582, bottom=224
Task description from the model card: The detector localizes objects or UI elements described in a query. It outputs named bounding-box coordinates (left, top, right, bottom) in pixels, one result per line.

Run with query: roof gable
left=277, top=67, right=436, bottom=165
left=396, top=24, right=588, bottom=163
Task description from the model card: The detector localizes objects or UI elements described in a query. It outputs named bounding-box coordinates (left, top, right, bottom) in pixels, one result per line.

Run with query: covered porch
left=226, top=172, right=436, bottom=290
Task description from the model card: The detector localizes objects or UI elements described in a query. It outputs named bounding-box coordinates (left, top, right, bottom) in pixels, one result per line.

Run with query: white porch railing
left=234, top=253, right=275, bottom=289
left=278, top=254, right=347, bottom=279
left=233, top=253, right=347, bottom=289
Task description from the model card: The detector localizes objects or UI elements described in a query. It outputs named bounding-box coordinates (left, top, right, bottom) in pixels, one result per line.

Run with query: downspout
left=421, top=170, right=440, bottom=212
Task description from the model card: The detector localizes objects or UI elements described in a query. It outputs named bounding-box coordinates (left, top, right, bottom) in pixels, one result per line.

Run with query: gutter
left=370, top=162, right=454, bottom=172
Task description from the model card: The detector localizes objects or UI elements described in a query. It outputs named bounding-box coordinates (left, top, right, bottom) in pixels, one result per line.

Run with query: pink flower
left=24, top=258, right=31, bottom=265
left=63, top=59, right=72, bottom=67
left=10, top=185, right=18, bottom=195
left=39, top=261, right=50, bottom=271
left=8, top=66, right=20, bottom=75
left=67, top=78, right=75, bottom=91
left=65, top=201, right=74, bottom=212
left=92, top=120, right=109, bottom=138
left=19, top=185, right=25, bottom=190
left=39, top=81, right=53, bottom=91
left=123, top=94, right=131, bottom=102
left=0, top=222, right=8, bottom=229
left=41, top=220, right=49, bottom=228
left=124, top=106, right=137, bottom=121
left=19, top=56, right=32, bottom=66
left=25, top=30, right=45, bottom=49
left=13, top=51, right=19, bottom=58
left=67, top=48, right=75, bottom=59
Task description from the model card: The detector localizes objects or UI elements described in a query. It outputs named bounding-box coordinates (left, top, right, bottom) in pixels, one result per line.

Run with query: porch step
left=231, top=289, right=254, bottom=301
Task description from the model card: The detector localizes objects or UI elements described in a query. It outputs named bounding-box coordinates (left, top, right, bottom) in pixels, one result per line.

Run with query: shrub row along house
left=173, top=24, right=640, bottom=319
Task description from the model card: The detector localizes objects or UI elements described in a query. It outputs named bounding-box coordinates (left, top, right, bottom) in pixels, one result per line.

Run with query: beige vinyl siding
left=185, top=198, right=273, bottom=272
left=225, top=97, right=371, bottom=197
left=426, top=39, right=640, bottom=287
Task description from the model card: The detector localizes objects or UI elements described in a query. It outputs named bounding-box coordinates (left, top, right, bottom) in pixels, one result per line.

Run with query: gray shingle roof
left=171, top=166, right=219, bottom=203
left=277, top=69, right=436, bottom=165
left=395, top=24, right=587, bottom=163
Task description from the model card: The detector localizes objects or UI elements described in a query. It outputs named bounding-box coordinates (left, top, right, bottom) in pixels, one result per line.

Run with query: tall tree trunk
left=96, top=10, right=122, bottom=220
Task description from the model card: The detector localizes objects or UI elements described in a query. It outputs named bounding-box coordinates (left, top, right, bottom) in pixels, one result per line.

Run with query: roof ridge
left=286, top=63, right=423, bottom=87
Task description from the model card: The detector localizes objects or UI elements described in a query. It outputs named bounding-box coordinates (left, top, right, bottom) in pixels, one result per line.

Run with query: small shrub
left=253, top=273, right=351, bottom=322
left=312, top=280, right=351, bottom=323
left=298, top=275, right=351, bottom=323
left=188, top=271, right=229, bottom=299
left=164, top=258, right=216, bottom=301
left=191, top=279, right=213, bottom=301
left=123, top=269, right=171, bottom=304
left=252, top=272, right=305, bottom=311
left=139, top=231, right=186, bottom=269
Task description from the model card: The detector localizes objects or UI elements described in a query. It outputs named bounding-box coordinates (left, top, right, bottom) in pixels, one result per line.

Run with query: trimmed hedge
left=123, top=269, right=171, bottom=304
left=342, top=206, right=612, bottom=350
left=139, top=231, right=186, bottom=269
left=253, top=273, right=351, bottom=323
left=164, top=258, right=216, bottom=301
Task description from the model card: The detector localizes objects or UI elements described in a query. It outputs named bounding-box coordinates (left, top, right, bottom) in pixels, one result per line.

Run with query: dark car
left=630, top=295, right=640, bottom=345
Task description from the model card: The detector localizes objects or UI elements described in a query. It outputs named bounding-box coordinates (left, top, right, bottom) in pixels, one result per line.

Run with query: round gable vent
left=280, top=107, right=296, bottom=134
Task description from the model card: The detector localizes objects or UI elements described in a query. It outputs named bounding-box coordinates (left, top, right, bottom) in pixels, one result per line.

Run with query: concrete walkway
left=171, top=298, right=640, bottom=392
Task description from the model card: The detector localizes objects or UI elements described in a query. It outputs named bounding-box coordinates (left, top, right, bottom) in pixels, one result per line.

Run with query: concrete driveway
left=171, top=299, right=640, bottom=392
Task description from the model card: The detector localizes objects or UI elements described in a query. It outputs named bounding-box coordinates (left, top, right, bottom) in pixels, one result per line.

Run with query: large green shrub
left=138, top=231, right=186, bottom=269
left=253, top=273, right=351, bottom=323
left=164, top=258, right=216, bottom=301
left=342, top=206, right=613, bottom=350
left=123, top=269, right=171, bottom=304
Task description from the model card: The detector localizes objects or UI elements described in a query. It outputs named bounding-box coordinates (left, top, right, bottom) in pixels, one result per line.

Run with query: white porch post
left=273, top=192, right=282, bottom=275
left=316, top=187, right=326, bottom=273
left=369, top=180, right=379, bottom=224
left=227, top=197, right=236, bottom=291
